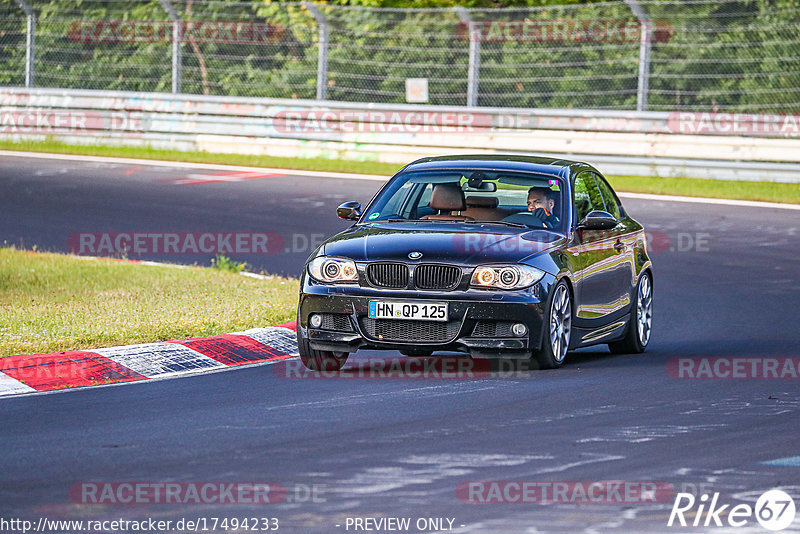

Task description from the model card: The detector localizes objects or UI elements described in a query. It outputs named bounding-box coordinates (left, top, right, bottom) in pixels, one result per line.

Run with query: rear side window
left=593, top=173, right=622, bottom=220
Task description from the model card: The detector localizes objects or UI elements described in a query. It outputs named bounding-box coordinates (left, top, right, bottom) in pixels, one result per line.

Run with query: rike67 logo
left=668, top=489, right=796, bottom=531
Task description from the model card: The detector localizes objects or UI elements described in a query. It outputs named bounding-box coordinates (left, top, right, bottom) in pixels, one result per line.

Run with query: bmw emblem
left=408, top=251, right=423, bottom=260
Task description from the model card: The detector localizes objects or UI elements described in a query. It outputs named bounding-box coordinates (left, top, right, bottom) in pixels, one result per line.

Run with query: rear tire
left=297, top=331, right=349, bottom=371
left=609, top=271, right=652, bottom=354
left=533, top=280, right=572, bottom=369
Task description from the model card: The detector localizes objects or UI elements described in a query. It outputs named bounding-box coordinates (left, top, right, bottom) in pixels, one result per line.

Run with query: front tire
left=533, top=280, right=572, bottom=369
left=297, top=331, right=349, bottom=371
left=609, top=271, right=653, bottom=354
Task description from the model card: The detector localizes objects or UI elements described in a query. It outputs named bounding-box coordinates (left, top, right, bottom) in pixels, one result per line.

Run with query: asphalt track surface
left=1, top=154, right=799, bottom=533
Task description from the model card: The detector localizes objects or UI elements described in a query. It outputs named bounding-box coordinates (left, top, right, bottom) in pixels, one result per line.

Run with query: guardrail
left=2, top=88, right=799, bottom=182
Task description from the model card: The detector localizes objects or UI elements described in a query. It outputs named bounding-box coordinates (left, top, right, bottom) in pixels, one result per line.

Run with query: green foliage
left=211, top=254, right=248, bottom=273
left=0, top=0, right=797, bottom=111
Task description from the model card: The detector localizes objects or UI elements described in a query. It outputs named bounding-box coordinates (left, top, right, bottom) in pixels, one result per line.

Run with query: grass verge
left=1, top=138, right=798, bottom=204
left=0, top=248, right=298, bottom=357
left=0, top=138, right=401, bottom=176
left=607, top=175, right=800, bottom=205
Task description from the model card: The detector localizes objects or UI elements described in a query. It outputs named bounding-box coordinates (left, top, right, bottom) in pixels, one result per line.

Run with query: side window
left=417, top=183, right=433, bottom=209
left=573, top=171, right=605, bottom=223
left=593, top=173, right=621, bottom=220
left=411, top=183, right=435, bottom=218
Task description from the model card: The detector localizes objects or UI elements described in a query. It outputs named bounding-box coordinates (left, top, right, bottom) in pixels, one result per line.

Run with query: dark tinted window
left=593, top=173, right=622, bottom=219
left=573, top=171, right=605, bottom=223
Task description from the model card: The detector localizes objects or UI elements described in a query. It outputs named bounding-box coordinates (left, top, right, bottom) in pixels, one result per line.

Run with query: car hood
left=321, top=221, right=565, bottom=265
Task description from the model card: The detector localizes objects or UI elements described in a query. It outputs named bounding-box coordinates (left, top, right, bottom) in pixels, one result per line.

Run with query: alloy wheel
left=549, top=284, right=572, bottom=363
left=637, top=274, right=653, bottom=347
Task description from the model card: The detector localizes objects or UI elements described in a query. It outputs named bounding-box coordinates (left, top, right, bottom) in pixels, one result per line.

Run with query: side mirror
left=578, top=210, right=618, bottom=230
left=336, top=201, right=362, bottom=221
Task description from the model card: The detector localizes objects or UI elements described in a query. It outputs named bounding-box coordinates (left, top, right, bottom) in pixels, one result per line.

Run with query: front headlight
left=308, top=256, right=358, bottom=283
left=470, top=264, right=544, bottom=290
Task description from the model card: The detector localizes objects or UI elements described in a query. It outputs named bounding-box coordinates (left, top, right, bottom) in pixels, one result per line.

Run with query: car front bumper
left=297, top=276, right=555, bottom=358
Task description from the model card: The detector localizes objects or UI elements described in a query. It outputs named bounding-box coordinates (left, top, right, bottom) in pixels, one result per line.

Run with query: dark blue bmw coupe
left=297, top=155, right=653, bottom=371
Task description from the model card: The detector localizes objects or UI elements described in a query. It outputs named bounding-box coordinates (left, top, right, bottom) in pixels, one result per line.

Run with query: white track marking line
left=617, top=191, right=800, bottom=210
left=0, top=372, right=36, bottom=397
left=3, top=150, right=798, bottom=210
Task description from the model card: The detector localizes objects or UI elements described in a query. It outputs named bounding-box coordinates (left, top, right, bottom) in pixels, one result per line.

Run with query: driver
left=526, top=187, right=560, bottom=228
left=503, top=187, right=561, bottom=228
left=502, top=187, right=560, bottom=228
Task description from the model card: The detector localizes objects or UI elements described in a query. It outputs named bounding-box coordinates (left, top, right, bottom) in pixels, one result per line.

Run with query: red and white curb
left=0, top=322, right=298, bottom=398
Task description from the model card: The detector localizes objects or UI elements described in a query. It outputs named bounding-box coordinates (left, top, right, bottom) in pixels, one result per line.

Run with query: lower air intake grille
left=472, top=321, right=516, bottom=337
left=319, top=314, right=354, bottom=332
left=359, top=318, right=460, bottom=343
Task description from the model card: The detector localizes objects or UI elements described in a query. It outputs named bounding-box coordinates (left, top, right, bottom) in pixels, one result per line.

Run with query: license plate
left=368, top=300, right=448, bottom=321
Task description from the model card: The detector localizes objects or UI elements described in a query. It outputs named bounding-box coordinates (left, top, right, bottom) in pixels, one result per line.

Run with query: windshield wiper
left=381, top=219, right=529, bottom=228
left=383, top=218, right=459, bottom=223
left=464, top=220, right=528, bottom=228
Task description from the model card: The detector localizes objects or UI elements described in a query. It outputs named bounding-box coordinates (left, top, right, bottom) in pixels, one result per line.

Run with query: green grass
left=1, top=138, right=797, bottom=204
left=607, top=175, right=800, bottom=205
left=0, top=248, right=299, bottom=357
left=0, top=138, right=401, bottom=176
left=211, top=253, right=249, bottom=273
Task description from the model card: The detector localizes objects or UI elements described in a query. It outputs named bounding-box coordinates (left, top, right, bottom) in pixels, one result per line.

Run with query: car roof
left=400, top=154, right=593, bottom=179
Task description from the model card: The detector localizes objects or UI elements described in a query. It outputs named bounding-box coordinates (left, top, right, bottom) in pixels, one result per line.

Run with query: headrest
left=466, top=196, right=499, bottom=208
left=430, top=183, right=466, bottom=212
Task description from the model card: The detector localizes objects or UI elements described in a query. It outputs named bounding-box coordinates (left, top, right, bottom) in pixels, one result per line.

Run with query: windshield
left=362, top=169, right=566, bottom=231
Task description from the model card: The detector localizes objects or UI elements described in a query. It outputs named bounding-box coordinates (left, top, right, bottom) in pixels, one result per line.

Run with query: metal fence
left=1, top=0, right=799, bottom=112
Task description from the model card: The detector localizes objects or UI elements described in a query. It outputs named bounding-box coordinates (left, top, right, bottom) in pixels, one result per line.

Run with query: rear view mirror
left=579, top=210, right=617, bottom=230
left=462, top=182, right=497, bottom=192
left=336, top=201, right=362, bottom=221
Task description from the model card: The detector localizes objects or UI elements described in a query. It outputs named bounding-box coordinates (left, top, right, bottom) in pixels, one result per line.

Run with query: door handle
left=613, top=241, right=625, bottom=252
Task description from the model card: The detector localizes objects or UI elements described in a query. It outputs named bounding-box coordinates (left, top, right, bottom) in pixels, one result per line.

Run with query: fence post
left=304, top=2, right=329, bottom=101
left=625, top=0, right=651, bottom=112
left=455, top=7, right=480, bottom=107
left=14, top=0, right=35, bottom=88
left=158, top=0, right=182, bottom=93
